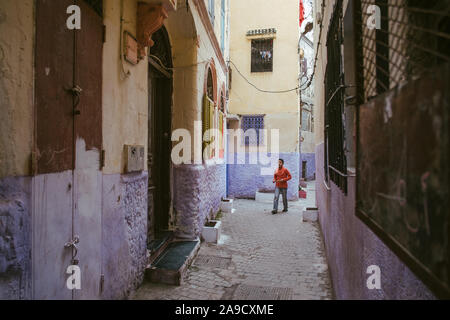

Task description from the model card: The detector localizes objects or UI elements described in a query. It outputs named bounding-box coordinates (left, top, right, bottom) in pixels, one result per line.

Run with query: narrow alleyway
left=133, top=182, right=334, bottom=300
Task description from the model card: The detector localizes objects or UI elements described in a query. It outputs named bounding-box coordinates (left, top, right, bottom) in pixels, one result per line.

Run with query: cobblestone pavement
left=132, top=182, right=334, bottom=300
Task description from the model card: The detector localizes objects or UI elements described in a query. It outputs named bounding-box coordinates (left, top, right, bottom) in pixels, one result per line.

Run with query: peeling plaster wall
left=173, top=164, right=226, bottom=240
left=166, top=3, right=198, bottom=153
left=0, top=0, right=33, bottom=300
left=0, top=176, right=32, bottom=300
left=101, top=172, right=148, bottom=299
left=102, top=0, right=149, bottom=175
left=0, top=0, right=34, bottom=178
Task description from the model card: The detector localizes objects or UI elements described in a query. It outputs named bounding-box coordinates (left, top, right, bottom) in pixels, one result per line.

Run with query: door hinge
left=102, top=25, right=106, bottom=43
left=100, top=149, right=105, bottom=169
left=100, top=274, right=104, bottom=294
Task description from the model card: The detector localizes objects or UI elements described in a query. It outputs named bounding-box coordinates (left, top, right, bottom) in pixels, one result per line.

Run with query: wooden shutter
left=203, top=95, right=215, bottom=159
left=209, top=101, right=215, bottom=158
left=219, top=111, right=224, bottom=158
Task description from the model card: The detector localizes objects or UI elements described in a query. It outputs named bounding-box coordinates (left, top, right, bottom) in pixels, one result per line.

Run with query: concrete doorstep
left=145, top=240, right=201, bottom=286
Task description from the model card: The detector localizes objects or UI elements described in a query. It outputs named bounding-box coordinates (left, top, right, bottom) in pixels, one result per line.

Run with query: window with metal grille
left=354, top=0, right=450, bottom=298
left=251, top=39, right=273, bottom=72
left=242, top=115, right=264, bottom=145
left=325, top=0, right=347, bottom=194
left=356, top=0, right=450, bottom=103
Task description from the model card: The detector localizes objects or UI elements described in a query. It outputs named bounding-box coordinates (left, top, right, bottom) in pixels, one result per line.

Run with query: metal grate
left=242, top=115, right=264, bottom=145
left=325, top=0, right=347, bottom=194
left=194, top=255, right=232, bottom=269
left=232, top=285, right=293, bottom=300
left=251, top=39, right=273, bottom=72
left=355, top=0, right=450, bottom=103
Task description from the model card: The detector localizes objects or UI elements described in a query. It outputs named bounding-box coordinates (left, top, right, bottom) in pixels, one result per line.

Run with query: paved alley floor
left=132, top=182, right=334, bottom=300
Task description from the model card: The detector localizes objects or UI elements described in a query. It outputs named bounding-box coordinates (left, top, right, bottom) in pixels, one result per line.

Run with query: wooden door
left=33, top=0, right=103, bottom=300
left=148, top=72, right=172, bottom=239
left=72, top=0, right=103, bottom=300
left=34, top=0, right=75, bottom=300
left=148, top=27, right=173, bottom=241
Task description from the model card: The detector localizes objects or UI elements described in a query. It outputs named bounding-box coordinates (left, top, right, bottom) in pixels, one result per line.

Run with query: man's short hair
left=279, top=159, right=284, bottom=164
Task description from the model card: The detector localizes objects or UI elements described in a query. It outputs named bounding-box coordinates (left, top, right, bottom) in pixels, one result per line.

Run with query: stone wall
left=173, top=163, right=226, bottom=240
left=0, top=176, right=31, bottom=299
left=101, top=172, right=148, bottom=299
left=315, top=143, right=435, bottom=299
left=227, top=152, right=300, bottom=201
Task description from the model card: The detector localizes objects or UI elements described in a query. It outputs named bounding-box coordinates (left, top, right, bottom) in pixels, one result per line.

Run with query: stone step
left=147, top=231, right=174, bottom=265
left=144, top=240, right=200, bottom=286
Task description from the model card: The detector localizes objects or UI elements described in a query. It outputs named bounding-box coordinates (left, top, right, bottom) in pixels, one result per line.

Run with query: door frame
left=147, top=26, right=174, bottom=240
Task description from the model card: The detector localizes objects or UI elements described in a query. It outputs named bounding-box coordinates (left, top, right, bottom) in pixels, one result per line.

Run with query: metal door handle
left=65, top=235, right=80, bottom=264
left=65, top=85, right=83, bottom=114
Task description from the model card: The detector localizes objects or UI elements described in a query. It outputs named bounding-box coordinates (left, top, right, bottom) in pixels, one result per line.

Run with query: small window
left=207, top=70, right=214, bottom=101
left=251, top=39, right=273, bottom=73
left=242, top=115, right=264, bottom=145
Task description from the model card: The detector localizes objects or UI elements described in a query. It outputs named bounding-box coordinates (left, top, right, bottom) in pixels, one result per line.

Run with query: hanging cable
left=227, top=60, right=301, bottom=94
left=299, top=0, right=326, bottom=91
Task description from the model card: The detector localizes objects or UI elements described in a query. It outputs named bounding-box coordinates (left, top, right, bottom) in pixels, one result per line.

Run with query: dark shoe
left=271, top=210, right=278, bottom=214
left=282, top=209, right=288, bottom=212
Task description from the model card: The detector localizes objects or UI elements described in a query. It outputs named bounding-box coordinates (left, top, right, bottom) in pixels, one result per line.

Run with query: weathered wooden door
left=147, top=27, right=173, bottom=241
left=33, top=0, right=103, bottom=300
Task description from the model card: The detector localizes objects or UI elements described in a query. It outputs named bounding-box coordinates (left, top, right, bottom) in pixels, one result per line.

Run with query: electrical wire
left=227, top=60, right=301, bottom=94
left=228, top=0, right=325, bottom=95
left=299, top=1, right=326, bottom=91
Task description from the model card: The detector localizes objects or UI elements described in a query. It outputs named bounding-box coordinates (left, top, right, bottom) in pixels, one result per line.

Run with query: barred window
left=357, top=0, right=450, bottom=103
left=251, top=39, right=273, bottom=72
left=354, top=0, right=450, bottom=297
left=242, top=115, right=264, bottom=145
left=325, top=0, right=347, bottom=194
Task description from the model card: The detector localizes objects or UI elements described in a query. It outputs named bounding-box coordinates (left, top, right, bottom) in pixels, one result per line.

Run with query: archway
left=147, top=26, right=173, bottom=244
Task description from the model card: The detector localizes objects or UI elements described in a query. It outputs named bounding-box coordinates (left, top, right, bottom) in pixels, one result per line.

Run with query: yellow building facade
left=227, top=0, right=300, bottom=200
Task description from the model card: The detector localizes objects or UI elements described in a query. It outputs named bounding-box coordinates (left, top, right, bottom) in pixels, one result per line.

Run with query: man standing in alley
left=272, top=159, right=292, bottom=214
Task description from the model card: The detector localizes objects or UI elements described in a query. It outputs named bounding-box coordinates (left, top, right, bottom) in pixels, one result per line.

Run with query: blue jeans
left=273, top=187, right=288, bottom=211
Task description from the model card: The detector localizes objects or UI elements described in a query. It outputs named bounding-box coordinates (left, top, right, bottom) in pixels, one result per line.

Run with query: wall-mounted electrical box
left=125, top=145, right=145, bottom=173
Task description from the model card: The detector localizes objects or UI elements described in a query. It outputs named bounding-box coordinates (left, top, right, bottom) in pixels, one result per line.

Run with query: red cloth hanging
left=299, top=0, right=305, bottom=27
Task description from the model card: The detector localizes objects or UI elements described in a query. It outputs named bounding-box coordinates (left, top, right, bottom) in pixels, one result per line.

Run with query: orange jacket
left=274, top=167, right=292, bottom=189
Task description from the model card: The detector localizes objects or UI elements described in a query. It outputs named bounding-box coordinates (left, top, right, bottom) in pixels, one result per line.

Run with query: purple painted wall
left=0, top=176, right=32, bottom=300
left=173, top=163, right=226, bottom=240
left=315, top=143, right=436, bottom=299
left=227, top=152, right=300, bottom=201
left=101, top=172, right=148, bottom=299
left=300, top=153, right=315, bottom=181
